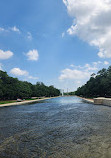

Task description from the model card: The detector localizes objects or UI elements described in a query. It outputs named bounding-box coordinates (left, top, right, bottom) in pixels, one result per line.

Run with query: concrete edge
left=82, top=98, right=94, bottom=104
left=77, top=96, right=94, bottom=104
left=76, top=96, right=111, bottom=107
left=0, top=97, right=58, bottom=108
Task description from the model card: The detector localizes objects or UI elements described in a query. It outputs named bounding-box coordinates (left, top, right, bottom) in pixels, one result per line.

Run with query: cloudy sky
left=0, top=0, right=111, bottom=91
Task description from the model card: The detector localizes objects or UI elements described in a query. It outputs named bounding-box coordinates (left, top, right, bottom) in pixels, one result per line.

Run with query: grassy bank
left=0, top=97, right=59, bottom=108
left=0, top=97, right=45, bottom=105
left=0, top=100, right=16, bottom=104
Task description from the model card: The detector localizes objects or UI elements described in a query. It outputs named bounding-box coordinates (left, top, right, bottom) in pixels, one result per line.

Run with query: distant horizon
left=0, top=0, right=111, bottom=92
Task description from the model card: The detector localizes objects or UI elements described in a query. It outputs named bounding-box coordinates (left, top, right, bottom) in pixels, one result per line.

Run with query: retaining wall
left=94, top=97, right=111, bottom=106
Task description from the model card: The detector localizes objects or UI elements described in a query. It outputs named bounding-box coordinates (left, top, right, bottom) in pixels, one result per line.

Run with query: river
left=1, top=96, right=111, bottom=158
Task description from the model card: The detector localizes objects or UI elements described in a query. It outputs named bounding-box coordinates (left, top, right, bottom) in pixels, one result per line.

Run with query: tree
left=75, top=66, right=111, bottom=98
left=0, top=70, right=60, bottom=100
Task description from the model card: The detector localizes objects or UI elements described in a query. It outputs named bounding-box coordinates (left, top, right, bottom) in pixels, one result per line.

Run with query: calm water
left=1, top=96, right=111, bottom=158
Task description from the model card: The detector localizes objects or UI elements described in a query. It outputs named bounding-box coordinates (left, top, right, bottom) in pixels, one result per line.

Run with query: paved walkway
left=0, top=97, right=56, bottom=108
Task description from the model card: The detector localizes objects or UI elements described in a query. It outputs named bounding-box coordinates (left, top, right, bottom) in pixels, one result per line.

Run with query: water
left=1, top=96, right=111, bottom=158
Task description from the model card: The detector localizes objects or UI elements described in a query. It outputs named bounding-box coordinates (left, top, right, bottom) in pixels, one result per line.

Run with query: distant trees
left=75, top=66, right=111, bottom=98
left=68, top=92, right=75, bottom=95
left=64, top=92, right=75, bottom=95
left=0, top=70, right=60, bottom=100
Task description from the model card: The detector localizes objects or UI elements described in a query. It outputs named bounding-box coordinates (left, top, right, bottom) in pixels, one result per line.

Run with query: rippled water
left=1, top=96, right=111, bottom=158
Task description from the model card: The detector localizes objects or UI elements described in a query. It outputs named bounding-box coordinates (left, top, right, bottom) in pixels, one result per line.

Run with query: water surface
left=0, top=96, right=111, bottom=158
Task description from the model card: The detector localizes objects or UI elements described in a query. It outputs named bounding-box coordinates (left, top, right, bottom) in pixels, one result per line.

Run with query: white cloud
left=84, top=63, right=98, bottom=71
left=76, top=81, right=81, bottom=84
left=0, top=26, right=20, bottom=33
left=0, top=27, right=5, bottom=32
left=58, top=67, right=90, bottom=91
left=10, top=26, right=20, bottom=33
left=10, top=67, right=39, bottom=82
left=26, top=49, right=39, bottom=61
left=62, top=32, right=65, bottom=38
left=0, top=49, right=13, bottom=60
left=28, top=76, right=38, bottom=80
left=27, top=32, right=32, bottom=40
left=63, top=0, right=111, bottom=58
left=104, top=61, right=109, bottom=65
left=70, top=64, right=75, bottom=67
left=59, top=60, right=110, bottom=91
left=10, top=68, right=28, bottom=76
left=59, top=61, right=109, bottom=81
left=0, top=63, right=3, bottom=70
left=93, top=61, right=102, bottom=66
left=59, top=68, right=91, bottom=80
left=69, top=61, right=102, bottom=71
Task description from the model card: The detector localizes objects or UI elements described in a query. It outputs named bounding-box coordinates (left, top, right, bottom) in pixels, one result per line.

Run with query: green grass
left=0, top=100, right=16, bottom=104
left=0, top=97, right=46, bottom=105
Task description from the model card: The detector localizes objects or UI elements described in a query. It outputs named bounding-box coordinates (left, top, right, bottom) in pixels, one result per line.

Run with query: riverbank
left=0, top=97, right=58, bottom=108
left=94, top=97, right=111, bottom=106
left=78, top=96, right=111, bottom=106
left=82, top=98, right=94, bottom=103
left=77, top=96, right=94, bottom=104
left=81, top=97, right=111, bottom=106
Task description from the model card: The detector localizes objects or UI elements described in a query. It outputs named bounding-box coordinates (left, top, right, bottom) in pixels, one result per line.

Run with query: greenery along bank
left=0, top=70, right=60, bottom=100
left=75, top=66, right=111, bottom=98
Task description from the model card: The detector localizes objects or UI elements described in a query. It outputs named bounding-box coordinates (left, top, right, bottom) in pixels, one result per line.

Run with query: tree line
left=75, top=66, right=111, bottom=98
left=64, top=92, right=75, bottom=96
left=0, top=70, right=60, bottom=100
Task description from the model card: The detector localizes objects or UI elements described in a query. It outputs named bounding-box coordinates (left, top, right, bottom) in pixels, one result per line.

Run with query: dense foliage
left=75, top=66, right=111, bottom=98
left=64, top=92, right=75, bottom=95
left=0, top=70, right=60, bottom=100
left=68, top=92, right=75, bottom=95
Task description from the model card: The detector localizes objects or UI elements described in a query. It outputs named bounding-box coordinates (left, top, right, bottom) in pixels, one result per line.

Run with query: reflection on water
left=1, top=96, right=111, bottom=157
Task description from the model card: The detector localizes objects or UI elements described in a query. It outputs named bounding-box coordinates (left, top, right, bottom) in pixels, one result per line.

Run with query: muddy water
left=1, top=96, right=111, bottom=158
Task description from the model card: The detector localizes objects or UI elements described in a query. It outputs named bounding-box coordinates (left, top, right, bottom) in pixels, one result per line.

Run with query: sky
left=0, top=0, right=111, bottom=92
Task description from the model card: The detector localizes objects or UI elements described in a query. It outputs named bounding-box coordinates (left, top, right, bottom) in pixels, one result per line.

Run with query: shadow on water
left=1, top=96, right=111, bottom=157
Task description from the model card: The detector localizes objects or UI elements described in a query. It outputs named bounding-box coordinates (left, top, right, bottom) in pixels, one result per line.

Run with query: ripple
left=1, top=96, right=111, bottom=157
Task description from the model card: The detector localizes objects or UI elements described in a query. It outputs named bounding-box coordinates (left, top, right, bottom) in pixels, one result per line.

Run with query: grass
left=0, top=100, right=16, bottom=104
left=0, top=97, right=46, bottom=105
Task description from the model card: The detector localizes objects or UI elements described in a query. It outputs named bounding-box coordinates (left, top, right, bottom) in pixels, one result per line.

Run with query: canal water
left=1, top=96, right=111, bottom=158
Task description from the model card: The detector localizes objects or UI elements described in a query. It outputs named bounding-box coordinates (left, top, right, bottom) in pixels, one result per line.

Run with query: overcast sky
left=0, top=0, right=111, bottom=91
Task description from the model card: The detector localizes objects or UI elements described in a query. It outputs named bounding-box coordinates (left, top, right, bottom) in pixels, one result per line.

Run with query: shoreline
left=0, top=97, right=58, bottom=108
left=0, top=96, right=95, bottom=108
left=82, top=98, right=94, bottom=104
left=78, top=96, right=111, bottom=106
left=77, top=96, right=94, bottom=104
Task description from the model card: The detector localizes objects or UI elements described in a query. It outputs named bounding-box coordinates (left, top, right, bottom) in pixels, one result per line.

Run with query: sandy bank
left=0, top=97, right=58, bottom=108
